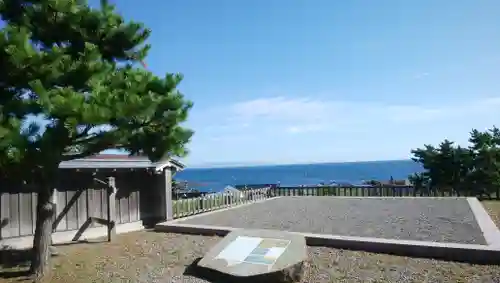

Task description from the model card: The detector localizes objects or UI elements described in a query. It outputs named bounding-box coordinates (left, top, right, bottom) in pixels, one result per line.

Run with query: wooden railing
left=270, top=185, right=500, bottom=198
left=270, top=185, right=417, bottom=197
left=172, top=188, right=270, bottom=219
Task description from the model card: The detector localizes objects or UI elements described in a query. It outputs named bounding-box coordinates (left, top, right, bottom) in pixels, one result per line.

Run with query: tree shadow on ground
left=0, top=239, right=111, bottom=279
left=184, top=257, right=243, bottom=283
left=184, top=258, right=221, bottom=282
left=52, top=239, right=106, bottom=247
left=0, top=248, right=32, bottom=279
left=0, top=246, right=69, bottom=280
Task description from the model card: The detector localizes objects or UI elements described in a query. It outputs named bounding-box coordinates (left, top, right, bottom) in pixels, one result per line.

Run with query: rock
left=194, top=229, right=308, bottom=283
left=50, top=246, right=59, bottom=256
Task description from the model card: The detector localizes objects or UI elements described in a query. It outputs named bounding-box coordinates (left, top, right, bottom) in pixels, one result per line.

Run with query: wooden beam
left=107, top=177, right=117, bottom=242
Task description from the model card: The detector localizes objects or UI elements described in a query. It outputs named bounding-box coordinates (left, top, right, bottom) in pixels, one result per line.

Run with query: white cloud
left=230, top=97, right=326, bottom=123
left=184, top=95, right=500, bottom=165
left=223, top=96, right=500, bottom=134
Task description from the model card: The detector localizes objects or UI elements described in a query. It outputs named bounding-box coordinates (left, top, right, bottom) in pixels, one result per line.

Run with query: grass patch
left=482, top=200, right=500, bottom=228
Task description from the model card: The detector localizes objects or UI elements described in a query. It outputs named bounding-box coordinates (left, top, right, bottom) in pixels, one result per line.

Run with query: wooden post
left=164, top=169, right=173, bottom=221
left=107, top=177, right=117, bottom=242
left=50, top=188, right=58, bottom=256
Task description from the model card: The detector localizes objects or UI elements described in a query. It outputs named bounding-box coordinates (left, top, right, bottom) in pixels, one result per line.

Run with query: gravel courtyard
left=1, top=202, right=499, bottom=283
left=178, top=197, right=487, bottom=245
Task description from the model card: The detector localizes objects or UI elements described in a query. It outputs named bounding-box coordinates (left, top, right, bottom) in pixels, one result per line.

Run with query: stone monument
left=194, top=229, right=308, bottom=283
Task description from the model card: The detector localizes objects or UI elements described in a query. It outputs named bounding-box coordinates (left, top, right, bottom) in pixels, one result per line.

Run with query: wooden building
left=0, top=154, right=183, bottom=249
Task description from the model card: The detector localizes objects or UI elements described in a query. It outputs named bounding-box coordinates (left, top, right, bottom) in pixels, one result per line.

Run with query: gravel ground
left=1, top=231, right=500, bottom=283
left=179, top=197, right=486, bottom=245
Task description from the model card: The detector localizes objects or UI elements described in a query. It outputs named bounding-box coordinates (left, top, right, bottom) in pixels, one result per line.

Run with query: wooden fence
left=271, top=185, right=416, bottom=197
left=0, top=169, right=156, bottom=240
left=171, top=185, right=500, bottom=219
left=6, top=179, right=498, bottom=238
left=269, top=185, right=500, bottom=199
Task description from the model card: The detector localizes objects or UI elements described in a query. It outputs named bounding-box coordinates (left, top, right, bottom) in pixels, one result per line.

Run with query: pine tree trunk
left=30, top=186, right=55, bottom=278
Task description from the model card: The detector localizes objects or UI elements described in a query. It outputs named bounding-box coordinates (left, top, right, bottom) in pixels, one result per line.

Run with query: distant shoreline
left=185, top=159, right=415, bottom=170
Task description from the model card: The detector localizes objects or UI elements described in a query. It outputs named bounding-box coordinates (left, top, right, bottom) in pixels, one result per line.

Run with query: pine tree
left=410, top=126, right=500, bottom=198
left=0, top=0, right=193, bottom=277
left=469, top=127, right=500, bottom=197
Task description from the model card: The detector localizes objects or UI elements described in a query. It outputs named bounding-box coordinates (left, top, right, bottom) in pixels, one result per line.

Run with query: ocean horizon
left=175, top=159, right=423, bottom=192
left=185, top=158, right=414, bottom=169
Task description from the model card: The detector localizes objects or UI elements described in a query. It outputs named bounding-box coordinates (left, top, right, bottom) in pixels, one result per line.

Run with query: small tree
left=410, top=144, right=440, bottom=189
left=408, top=172, right=429, bottom=194
left=0, top=0, right=193, bottom=277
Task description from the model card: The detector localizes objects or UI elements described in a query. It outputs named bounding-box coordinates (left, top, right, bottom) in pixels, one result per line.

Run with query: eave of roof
left=58, top=154, right=185, bottom=172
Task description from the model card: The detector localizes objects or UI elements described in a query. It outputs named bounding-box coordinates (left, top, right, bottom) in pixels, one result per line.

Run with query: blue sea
left=175, top=160, right=423, bottom=192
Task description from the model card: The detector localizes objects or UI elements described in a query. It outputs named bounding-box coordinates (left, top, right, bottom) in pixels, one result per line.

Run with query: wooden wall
left=0, top=169, right=158, bottom=239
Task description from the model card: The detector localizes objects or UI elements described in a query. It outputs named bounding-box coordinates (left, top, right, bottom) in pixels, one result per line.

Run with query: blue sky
left=99, top=0, right=500, bottom=166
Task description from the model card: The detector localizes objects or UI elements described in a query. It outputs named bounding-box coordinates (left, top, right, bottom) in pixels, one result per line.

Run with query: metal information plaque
left=215, top=236, right=291, bottom=266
